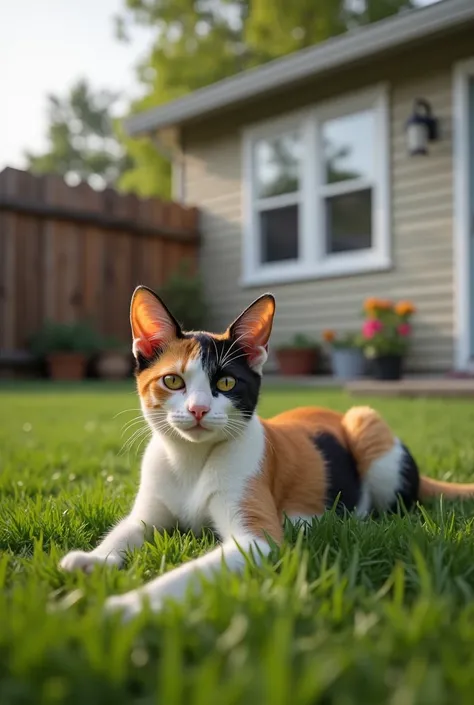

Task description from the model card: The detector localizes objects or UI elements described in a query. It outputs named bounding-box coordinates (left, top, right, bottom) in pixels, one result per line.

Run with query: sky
left=0, top=0, right=438, bottom=172
left=0, top=0, right=153, bottom=170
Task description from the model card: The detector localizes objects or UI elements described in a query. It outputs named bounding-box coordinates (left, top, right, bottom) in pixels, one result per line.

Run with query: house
left=125, top=0, right=474, bottom=374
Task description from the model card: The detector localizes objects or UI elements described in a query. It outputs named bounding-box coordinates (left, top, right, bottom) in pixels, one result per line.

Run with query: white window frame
left=241, top=84, right=391, bottom=287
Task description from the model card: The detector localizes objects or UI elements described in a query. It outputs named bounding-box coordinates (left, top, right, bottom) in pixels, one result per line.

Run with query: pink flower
left=362, top=319, right=383, bottom=339
left=398, top=323, right=412, bottom=337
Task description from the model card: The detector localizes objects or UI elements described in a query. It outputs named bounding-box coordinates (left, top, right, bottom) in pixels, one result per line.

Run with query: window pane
left=322, top=110, right=374, bottom=184
left=255, top=132, right=301, bottom=198
left=260, top=205, right=299, bottom=263
left=325, top=189, right=372, bottom=254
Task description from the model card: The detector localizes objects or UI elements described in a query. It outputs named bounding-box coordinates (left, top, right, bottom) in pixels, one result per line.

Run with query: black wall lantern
left=405, top=98, right=439, bottom=156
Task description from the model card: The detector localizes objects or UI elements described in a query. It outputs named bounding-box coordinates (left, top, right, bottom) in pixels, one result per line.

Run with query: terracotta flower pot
left=276, top=348, right=318, bottom=376
left=47, top=352, right=87, bottom=380
left=371, top=354, right=404, bottom=381
left=96, top=351, right=132, bottom=380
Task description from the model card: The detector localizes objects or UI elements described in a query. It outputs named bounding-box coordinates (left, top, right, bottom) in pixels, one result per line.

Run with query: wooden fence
left=0, top=168, right=199, bottom=351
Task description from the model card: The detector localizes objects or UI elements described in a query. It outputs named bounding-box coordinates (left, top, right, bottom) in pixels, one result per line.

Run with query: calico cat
left=60, top=287, right=474, bottom=619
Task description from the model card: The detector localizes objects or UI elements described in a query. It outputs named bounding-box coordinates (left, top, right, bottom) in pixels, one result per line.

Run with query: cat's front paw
left=59, top=550, right=122, bottom=574
left=104, top=591, right=158, bottom=622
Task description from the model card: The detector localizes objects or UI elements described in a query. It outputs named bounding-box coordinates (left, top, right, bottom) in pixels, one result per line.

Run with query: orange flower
left=364, top=297, right=393, bottom=315
left=395, top=301, right=416, bottom=317
left=377, top=299, right=394, bottom=311
left=363, top=297, right=379, bottom=313
left=323, top=329, right=336, bottom=343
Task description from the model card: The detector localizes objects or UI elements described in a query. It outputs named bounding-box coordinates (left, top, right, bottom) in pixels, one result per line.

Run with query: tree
left=117, top=0, right=416, bottom=196
left=115, top=121, right=171, bottom=198
left=26, top=79, right=133, bottom=190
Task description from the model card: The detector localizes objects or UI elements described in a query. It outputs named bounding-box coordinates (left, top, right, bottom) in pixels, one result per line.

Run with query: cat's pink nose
left=188, top=403, right=210, bottom=421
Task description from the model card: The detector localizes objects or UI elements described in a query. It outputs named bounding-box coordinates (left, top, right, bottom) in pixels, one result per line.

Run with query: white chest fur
left=138, top=415, right=266, bottom=535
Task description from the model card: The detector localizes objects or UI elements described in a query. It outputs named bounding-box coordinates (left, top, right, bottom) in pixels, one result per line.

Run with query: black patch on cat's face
left=313, top=432, right=361, bottom=513
left=135, top=351, right=158, bottom=373
left=190, top=333, right=261, bottom=418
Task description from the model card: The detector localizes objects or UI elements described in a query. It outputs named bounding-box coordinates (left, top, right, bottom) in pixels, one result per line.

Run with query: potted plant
left=29, top=320, right=101, bottom=381
left=361, top=299, right=416, bottom=381
left=275, top=334, right=319, bottom=376
left=323, top=330, right=365, bottom=380
left=95, top=336, right=132, bottom=380
left=157, top=259, right=208, bottom=330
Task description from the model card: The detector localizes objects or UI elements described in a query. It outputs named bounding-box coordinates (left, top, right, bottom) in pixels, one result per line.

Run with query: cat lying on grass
left=60, top=287, right=474, bottom=619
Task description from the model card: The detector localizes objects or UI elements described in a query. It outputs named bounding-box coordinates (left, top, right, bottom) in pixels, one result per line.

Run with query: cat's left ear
left=228, top=293, right=275, bottom=373
left=130, top=286, right=182, bottom=361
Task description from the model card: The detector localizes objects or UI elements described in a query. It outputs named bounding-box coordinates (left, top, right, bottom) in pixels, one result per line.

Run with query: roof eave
left=125, top=0, right=474, bottom=136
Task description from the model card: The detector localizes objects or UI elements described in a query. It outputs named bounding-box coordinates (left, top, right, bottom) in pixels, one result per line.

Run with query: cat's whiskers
left=121, top=409, right=168, bottom=436
left=123, top=425, right=148, bottom=445
left=136, top=432, right=152, bottom=456
left=224, top=419, right=249, bottom=440
left=221, top=351, right=249, bottom=368
left=120, top=427, right=151, bottom=457
left=219, top=330, right=249, bottom=367
left=121, top=417, right=147, bottom=436
left=219, top=331, right=249, bottom=368
left=226, top=417, right=248, bottom=429
left=222, top=426, right=239, bottom=442
left=121, top=411, right=166, bottom=441
left=113, top=407, right=143, bottom=419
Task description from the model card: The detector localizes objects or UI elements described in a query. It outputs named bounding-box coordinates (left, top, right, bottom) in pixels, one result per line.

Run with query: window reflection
left=322, top=111, right=374, bottom=184
left=255, top=132, right=301, bottom=198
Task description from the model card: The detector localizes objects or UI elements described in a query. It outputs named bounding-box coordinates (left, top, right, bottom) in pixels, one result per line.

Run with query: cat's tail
left=341, top=405, right=474, bottom=505
left=341, top=405, right=418, bottom=512
left=418, top=476, right=474, bottom=500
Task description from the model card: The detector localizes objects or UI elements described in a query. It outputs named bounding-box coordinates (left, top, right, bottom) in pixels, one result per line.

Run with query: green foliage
left=100, top=335, right=130, bottom=353
left=157, top=260, right=208, bottom=330
left=115, top=121, right=171, bottom=198
left=277, top=333, right=319, bottom=350
left=117, top=0, right=415, bottom=195
left=29, top=321, right=102, bottom=357
left=2, top=384, right=474, bottom=703
left=331, top=332, right=364, bottom=350
left=363, top=336, right=408, bottom=359
left=25, top=2, right=417, bottom=197
left=25, top=79, right=133, bottom=189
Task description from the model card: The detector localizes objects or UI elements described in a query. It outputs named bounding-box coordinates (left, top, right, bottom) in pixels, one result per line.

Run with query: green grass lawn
left=3, top=382, right=474, bottom=704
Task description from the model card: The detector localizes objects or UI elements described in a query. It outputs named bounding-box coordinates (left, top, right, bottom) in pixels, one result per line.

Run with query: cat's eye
left=162, top=374, right=185, bottom=391
left=216, top=376, right=236, bottom=393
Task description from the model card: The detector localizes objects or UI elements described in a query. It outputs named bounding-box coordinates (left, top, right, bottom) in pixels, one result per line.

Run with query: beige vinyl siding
left=182, top=48, right=466, bottom=372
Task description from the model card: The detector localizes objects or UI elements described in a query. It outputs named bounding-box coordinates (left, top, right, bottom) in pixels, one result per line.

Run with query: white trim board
left=453, top=58, right=474, bottom=370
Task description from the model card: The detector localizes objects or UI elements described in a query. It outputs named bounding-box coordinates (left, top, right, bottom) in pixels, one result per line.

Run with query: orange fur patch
left=241, top=408, right=350, bottom=542
left=240, top=406, right=400, bottom=544
left=137, top=338, right=202, bottom=407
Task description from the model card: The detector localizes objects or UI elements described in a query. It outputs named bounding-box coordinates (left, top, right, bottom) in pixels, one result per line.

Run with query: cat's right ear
left=130, top=286, right=181, bottom=360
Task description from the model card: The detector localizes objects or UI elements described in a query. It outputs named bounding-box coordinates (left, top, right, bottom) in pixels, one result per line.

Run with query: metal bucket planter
left=331, top=347, right=365, bottom=380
